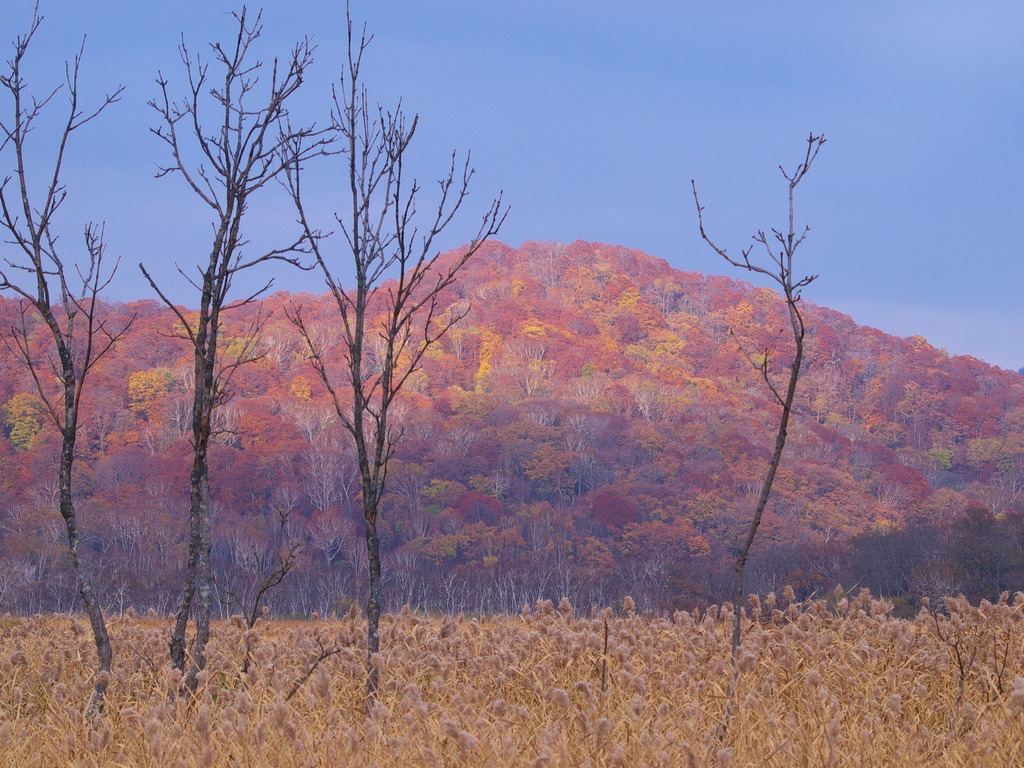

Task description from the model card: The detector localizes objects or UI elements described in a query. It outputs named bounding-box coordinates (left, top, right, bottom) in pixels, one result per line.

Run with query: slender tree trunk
left=59, top=375, right=113, bottom=714
left=170, top=423, right=205, bottom=673
left=285, top=3, right=505, bottom=712
left=171, top=312, right=215, bottom=692
left=60, top=435, right=112, bottom=716
left=730, top=336, right=803, bottom=666
left=1, top=6, right=126, bottom=719
left=192, top=465, right=213, bottom=687
left=693, top=133, right=824, bottom=740
left=172, top=439, right=213, bottom=691
left=170, top=521, right=198, bottom=671
left=364, top=512, right=382, bottom=698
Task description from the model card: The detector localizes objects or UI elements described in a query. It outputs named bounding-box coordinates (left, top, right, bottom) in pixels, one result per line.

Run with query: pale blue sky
left=4, top=2, right=1024, bottom=368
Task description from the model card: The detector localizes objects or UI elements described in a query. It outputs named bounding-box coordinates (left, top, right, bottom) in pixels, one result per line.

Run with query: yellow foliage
left=518, top=318, right=548, bottom=339
left=474, top=328, right=502, bottom=393
left=616, top=285, right=641, bottom=309
left=2, top=392, right=46, bottom=451
left=724, top=300, right=755, bottom=331
left=223, top=336, right=258, bottom=362
left=289, top=375, right=312, bottom=400
left=128, top=369, right=174, bottom=417
left=635, top=425, right=664, bottom=454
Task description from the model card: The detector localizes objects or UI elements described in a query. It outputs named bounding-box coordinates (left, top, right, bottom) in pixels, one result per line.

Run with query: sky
left=3, top=2, right=1023, bottom=369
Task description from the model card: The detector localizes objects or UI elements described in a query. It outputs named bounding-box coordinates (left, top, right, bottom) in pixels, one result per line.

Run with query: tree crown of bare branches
left=140, top=5, right=333, bottom=345
left=286, top=8, right=506, bottom=453
left=691, top=132, right=825, bottom=738
left=0, top=4, right=129, bottom=432
left=282, top=2, right=506, bottom=702
left=692, top=132, right=824, bottom=404
left=0, top=2, right=129, bottom=717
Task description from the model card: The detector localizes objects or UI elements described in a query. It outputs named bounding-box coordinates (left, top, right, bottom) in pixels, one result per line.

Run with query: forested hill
left=2, top=239, right=1023, bottom=614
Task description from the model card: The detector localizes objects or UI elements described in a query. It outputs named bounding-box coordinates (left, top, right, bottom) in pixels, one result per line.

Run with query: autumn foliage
left=2, top=240, right=1024, bottom=613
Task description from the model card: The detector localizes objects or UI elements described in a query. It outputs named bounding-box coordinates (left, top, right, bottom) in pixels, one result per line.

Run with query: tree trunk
left=170, top=526, right=197, bottom=674
left=364, top=512, right=382, bottom=698
left=174, top=444, right=212, bottom=693
left=60, top=417, right=112, bottom=716
left=191, top=466, right=213, bottom=689
left=1, top=6, right=126, bottom=720
left=692, top=133, right=824, bottom=740
left=730, top=339, right=803, bottom=660
left=66, top=519, right=113, bottom=717
left=171, top=333, right=214, bottom=693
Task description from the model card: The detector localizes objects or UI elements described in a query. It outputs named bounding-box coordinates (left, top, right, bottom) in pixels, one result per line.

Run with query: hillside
left=2, top=240, right=1023, bottom=613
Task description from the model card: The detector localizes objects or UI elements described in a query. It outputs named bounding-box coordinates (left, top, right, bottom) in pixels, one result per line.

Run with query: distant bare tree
left=217, top=504, right=300, bottom=673
left=0, top=6, right=128, bottom=715
left=692, top=132, right=825, bottom=716
left=140, top=7, right=329, bottom=694
left=218, top=506, right=301, bottom=630
left=286, top=4, right=506, bottom=698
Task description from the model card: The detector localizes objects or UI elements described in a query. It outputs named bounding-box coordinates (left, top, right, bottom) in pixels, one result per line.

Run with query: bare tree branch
left=285, top=636, right=346, bottom=702
left=216, top=505, right=301, bottom=674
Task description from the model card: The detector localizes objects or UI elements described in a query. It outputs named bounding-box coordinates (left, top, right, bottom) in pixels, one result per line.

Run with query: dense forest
left=3, top=240, right=1024, bottom=616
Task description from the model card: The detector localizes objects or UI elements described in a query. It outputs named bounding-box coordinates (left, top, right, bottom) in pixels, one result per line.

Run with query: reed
left=0, top=591, right=1022, bottom=766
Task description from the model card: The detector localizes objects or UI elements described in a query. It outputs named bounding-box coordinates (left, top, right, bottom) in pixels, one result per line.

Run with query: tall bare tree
left=0, top=6, right=127, bottom=715
left=286, top=5, right=506, bottom=697
left=692, top=132, right=825, bottom=709
left=141, top=7, right=329, bottom=693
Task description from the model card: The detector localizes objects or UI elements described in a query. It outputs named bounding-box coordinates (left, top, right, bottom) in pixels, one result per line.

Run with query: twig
left=285, top=637, right=345, bottom=701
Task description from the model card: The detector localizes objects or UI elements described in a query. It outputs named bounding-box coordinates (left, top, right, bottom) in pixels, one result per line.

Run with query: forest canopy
left=2, top=240, right=1023, bottom=614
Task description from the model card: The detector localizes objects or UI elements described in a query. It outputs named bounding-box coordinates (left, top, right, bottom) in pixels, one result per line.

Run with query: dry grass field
left=1, top=591, right=1023, bottom=766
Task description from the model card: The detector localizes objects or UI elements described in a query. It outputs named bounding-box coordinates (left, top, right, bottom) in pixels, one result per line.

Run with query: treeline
left=747, top=503, right=1024, bottom=615
left=2, top=483, right=1021, bottom=618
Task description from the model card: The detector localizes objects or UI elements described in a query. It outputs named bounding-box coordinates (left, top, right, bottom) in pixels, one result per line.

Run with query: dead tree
left=140, top=7, right=329, bottom=694
left=286, top=4, right=506, bottom=698
left=0, top=6, right=127, bottom=715
left=692, top=132, right=825, bottom=707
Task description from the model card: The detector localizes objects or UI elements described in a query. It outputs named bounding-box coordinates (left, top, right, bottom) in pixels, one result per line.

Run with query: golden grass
left=1, top=591, right=1023, bottom=767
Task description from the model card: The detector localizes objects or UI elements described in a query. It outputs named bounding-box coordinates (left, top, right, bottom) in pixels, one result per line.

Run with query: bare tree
left=0, top=6, right=127, bottom=715
left=216, top=505, right=301, bottom=673
left=218, top=508, right=300, bottom=626
left=286, top=4, right=506, bottom=698
left=140, top=7, right=329, bottom=693
left=692, top=132, right=825, bottom=712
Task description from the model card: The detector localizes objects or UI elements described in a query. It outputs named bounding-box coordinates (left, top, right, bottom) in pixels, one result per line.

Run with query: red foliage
left=590, top=490, right=638, bottom=530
